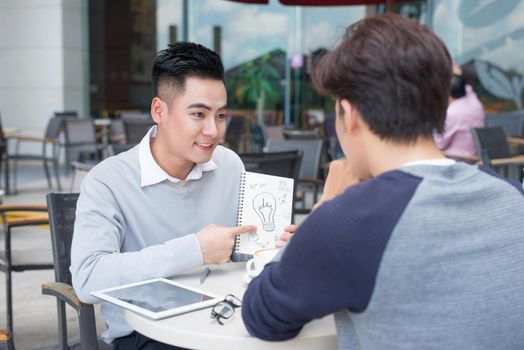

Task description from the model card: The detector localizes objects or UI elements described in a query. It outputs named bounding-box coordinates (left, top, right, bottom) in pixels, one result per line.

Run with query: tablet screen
left=105, top=280, right=214, bottom=313
left=92, top=278, right=223, bottom=319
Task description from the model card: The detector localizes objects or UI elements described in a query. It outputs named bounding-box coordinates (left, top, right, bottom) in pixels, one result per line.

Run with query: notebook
left=232, top=171, right=294, bottom=261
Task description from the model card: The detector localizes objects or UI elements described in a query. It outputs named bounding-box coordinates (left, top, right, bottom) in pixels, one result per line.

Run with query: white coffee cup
left=245, top=248, right=280, bottom=278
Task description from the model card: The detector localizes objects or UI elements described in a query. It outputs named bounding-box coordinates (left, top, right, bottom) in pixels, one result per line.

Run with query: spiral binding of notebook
left=233, top=172, right=247, bottom=252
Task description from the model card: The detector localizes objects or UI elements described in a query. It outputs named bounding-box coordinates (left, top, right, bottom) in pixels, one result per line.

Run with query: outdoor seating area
left=1, top=0, right=524, bottom=349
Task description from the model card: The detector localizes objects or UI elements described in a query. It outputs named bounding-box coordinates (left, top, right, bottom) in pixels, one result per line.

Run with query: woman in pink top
left=435, top=74, right=485, bottom=157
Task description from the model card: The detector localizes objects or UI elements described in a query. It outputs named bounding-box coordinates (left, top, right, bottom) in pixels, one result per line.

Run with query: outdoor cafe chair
left=43, top=193, right=103, bottom=350
left=266, top=139, right=325, bottom=215
left=239, top=150, right=302, bottom=222
left=0, top=329, right=15, bottom=350
left=471, top=126, right=524, bottom=181
left=0, top=204, right=50, bottom=337
left=9, top=117, right=63, bottom=193
left=63, top=119, right=105, bottom=172
left=122, top=116, right=155, bottom=145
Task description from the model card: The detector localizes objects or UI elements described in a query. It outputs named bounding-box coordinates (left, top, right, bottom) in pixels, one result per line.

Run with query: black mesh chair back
left=63, top=119, right=101, bottom=166
left=123, top=119, right=156, bottom=144
left=282, top=127, right=321, bottom=140
left=266, top=139, right=325, bottom=214
left=480, top=149, right=492, bottom=169
left=44, top=117, right=65, bottom=140
left=54, top=111, right=78, bottom=118
left=266, top=139, right=323, bottom=180
left=224, top=117, right=246, bottom=152
left=485, top=111, right=524, bottom=136
left=47, top=193, right=79, bottom=285
left=239, top=150, right=302, bottom=180
left=44, top=193, right=101, bottom=349
left=0, top=111, right=6, bottom=174
left=471, top=126, right=511, bottom=159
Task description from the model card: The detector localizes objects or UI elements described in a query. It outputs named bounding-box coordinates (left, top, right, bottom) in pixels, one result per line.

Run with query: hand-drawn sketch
left=278, top=193, right=287, bottom=205
left=249, top=232, right=259, bottom=241
left=253, top=192, right=276, bottom=232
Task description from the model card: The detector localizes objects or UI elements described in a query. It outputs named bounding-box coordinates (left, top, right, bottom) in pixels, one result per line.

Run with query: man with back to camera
left=242, top=14, right=524, bottom=349
left=70, top=43, right=269, bottom=349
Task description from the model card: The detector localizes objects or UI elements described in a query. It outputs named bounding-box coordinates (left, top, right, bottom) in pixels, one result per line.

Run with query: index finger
left=230, top=225, right=257, bottom=236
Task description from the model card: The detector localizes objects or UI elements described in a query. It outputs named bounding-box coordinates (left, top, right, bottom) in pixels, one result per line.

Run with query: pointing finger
left=230, top=225, right=257, bottom=236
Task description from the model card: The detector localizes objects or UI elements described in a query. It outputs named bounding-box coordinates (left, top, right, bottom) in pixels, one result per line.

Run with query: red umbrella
left=225, top=0, right=408, bottom=12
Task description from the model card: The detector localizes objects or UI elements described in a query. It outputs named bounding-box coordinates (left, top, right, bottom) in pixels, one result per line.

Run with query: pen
left=200, top=267, right=211, bottom=284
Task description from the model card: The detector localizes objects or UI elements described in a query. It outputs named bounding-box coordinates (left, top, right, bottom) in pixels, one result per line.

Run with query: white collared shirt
left=139, top=126, right=218, bottom=186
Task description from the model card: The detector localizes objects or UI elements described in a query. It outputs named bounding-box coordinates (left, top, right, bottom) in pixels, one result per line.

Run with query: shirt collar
left=138, top=125, right=218, bottom=187
left=402, top=158, right=456, bottom=167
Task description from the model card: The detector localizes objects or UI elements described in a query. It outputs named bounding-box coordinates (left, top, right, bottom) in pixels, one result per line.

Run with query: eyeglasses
left=210, top=294, right=242, bottom=325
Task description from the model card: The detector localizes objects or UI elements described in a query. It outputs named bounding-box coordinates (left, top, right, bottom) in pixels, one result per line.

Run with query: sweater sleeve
left=70, top=173, right=203, bottom=304
left=241, top=170, right=422, bottom=341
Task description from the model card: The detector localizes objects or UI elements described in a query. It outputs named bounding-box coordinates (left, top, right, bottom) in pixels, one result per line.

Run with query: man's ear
left=150, top=97, right=165, bottom=124
left=340, top=99, right=360, bottom=135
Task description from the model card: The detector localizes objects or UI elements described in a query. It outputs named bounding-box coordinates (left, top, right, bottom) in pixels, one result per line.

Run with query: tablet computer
left=91, top=278, right=223, bottom=320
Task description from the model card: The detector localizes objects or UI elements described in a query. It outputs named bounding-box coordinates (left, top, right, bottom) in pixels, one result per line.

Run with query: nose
left=202, top=117, right=218, bottom=138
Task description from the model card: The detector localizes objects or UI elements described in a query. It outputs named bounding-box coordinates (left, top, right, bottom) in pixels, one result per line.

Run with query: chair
left=239, top=151, right=302, bottom=222
left=0, top=204, right=50, bottom=335
left=63, top=119, right=104, bottom=170
left=0, top=113, right=8, bottom=190
left=471, top=126, right=524, bottom=180
left=9, top=117, right=63, bottom=192
left=266, top=139, right=325, bottom=214
left=480, top=149, right=492, bottom=169
left=282, top=127, right=321, bottom=140
left=54, top=111, right=78, bottom=119
left=43, top=193, right=100, bottom=350
left=224, top=117, right=246, bottom=153
left=70, top=161, right=96, bottom=192
left=0, top=329, right=15, bottom=350
left=123, top=118, right=155, bottom=145
left=484, top=111, right=524, bottom=137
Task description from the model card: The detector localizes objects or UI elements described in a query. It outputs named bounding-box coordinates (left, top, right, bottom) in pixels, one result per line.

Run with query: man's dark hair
left=450, top=74, right=467, bottom=99
left=152, top=42, right=225, bottom=100
left=312, top=14, right=452, bottom=142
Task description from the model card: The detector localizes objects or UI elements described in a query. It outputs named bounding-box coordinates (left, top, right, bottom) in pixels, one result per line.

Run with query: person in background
left=434, top=64, right=484, bottom=158
left=71, top=42, right=265, bottom=350
left=242, top=14, right=524, bottom=350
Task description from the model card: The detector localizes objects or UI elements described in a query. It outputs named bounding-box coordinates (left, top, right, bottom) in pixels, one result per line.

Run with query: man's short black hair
left=152, top=42, right=225, bottom=100
left=312, top=14, right=452, bottom=142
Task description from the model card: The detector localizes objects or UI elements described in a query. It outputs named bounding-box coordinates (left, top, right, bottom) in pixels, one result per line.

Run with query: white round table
left=124, top=262, right=337, bottom=350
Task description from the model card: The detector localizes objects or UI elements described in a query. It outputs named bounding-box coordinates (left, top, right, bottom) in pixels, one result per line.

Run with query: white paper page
left=235, top=172, right=294, bottom=255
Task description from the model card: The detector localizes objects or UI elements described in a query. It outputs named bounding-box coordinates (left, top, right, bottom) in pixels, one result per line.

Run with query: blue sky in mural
left=157, top=0, right=364, bottom=69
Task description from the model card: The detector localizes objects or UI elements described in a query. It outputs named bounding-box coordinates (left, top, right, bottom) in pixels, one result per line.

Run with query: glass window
left=433, top=0, right=524, bottom=111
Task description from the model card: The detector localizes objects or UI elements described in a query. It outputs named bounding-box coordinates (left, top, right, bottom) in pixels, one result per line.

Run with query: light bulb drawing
left=253, top=192, right=276, bottom=232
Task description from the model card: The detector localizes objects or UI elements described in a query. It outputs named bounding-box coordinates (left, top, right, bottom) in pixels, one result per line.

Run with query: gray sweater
left=71, top=141, right=244, bottom=342
left=243, top=162, right=524, bottom=349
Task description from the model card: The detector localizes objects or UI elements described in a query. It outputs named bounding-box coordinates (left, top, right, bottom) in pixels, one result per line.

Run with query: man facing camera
left=71, top=43, right=256, bottom=349
left=242, top=14, right=524, bottom=350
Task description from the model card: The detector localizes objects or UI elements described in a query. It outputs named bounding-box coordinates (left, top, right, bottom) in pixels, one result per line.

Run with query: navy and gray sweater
left=242, top=163, right=524, bottom=349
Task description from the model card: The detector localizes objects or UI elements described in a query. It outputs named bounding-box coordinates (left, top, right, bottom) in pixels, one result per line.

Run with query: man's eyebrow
left=186, top=103, right=228, bottom=111
left=187, top=103, right=211, bottom=110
